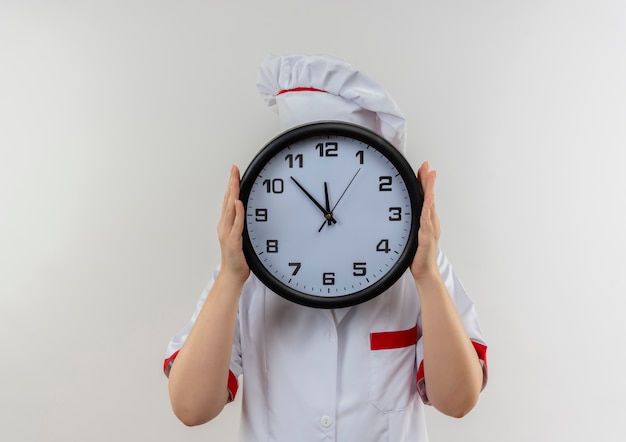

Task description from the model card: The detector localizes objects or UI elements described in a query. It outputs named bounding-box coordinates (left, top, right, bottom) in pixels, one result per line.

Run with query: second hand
left=318, top=168, right=361, bottom=232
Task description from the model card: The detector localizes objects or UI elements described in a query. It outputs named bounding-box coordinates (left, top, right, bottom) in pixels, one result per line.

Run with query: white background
left=1, top=1, right=625, bottom=441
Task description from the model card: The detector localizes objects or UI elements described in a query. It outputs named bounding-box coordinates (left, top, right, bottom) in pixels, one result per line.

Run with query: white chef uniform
left=165, top=54, right=488, bottom=442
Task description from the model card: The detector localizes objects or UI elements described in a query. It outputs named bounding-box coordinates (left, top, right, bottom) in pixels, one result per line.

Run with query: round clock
left=239, top=121, right=423, bottom=308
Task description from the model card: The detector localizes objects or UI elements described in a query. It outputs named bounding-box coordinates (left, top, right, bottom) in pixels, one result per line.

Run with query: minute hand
left=290, top=176, right=338, bottom=224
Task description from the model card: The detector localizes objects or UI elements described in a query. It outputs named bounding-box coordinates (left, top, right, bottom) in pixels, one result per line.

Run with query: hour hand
left=323, top=182, right=336, bottom=226
left=290, top=176, right=337, bottom=224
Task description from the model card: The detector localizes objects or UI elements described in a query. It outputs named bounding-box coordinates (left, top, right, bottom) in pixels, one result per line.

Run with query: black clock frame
left=239, top=121, right=423, bottom=309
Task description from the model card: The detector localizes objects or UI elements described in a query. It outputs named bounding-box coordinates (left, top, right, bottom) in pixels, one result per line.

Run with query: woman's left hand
left=410, top=162, right=441, bottom=282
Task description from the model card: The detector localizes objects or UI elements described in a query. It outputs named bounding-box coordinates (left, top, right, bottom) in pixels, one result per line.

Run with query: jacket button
left=320, top=415, right=333, bottom=428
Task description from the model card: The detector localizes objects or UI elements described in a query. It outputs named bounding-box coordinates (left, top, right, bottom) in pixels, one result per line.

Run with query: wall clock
left=240, top=121, right=422, bottom=308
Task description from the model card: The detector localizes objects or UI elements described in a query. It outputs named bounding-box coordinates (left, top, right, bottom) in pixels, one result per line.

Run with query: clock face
left=240, top=122, right=422, bottom=308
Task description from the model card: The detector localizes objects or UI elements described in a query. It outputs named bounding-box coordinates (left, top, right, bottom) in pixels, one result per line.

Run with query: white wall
left=2, top=1, right=625, bottom=440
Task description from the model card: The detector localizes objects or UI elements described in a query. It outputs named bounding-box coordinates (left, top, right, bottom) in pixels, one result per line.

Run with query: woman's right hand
left=217, top=165, right=250, bottom=283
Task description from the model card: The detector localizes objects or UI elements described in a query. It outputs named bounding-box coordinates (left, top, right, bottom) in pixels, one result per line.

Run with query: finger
left=230, top=165, right=241, bottom=201
left=417, top=161, right=428, bottom=191
left=226, top=166, right=242, bottom=209
left=422, top=171, right=441, bottom=238
left=420, top=192, right=435, bottom=227
left=232, top=199, right=245, bottom=237
left=419, top=170, right=436, bottom=226
left=422, top=167, right=436, bottom=198
left=219, top=166, right=240, bottom=236
left=221, top=166, right=236, bottom=215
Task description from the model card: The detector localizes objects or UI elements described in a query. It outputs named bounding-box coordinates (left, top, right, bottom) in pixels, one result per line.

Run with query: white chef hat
left=256, top=54, right=407, bottom=153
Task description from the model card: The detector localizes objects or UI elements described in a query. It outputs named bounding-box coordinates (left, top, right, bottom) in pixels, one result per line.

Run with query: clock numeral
left=353, top=262, right=367, bottom=276
left=266, top=239, right=279, bottom=253
left=262, top=178, right=284, bottom=194
left=376, top=239, right=391, bottom=253
left=356, top=150, right=364, bottom=165
left=288, top=262, right=301, bottom=275
left=255, top=208, right=268, bottom=222
left=323, top=272, right=336, bottom=285
left=315, top=142, right=338, bottom=157
left=379, top=176, right=392, bottom=191
left=388, top=207, right=402, bottom=221
left=285, top=153, right=303, bottom=168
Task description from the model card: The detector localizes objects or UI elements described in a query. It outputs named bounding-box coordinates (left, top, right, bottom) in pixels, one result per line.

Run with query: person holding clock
left=164, top=54, right=488, bottom=442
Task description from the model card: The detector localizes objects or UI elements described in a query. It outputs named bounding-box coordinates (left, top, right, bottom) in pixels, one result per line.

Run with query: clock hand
left=317, top=181, right=338, bottom=233
left=318, top=168, right=361, bottom=232
left=332, top=168, right=361, bottom=211
left=290, top=176, right=338, bottom=224
left=318, top=167, right=361, bottom=232
left=323, top=182, right=335, bottom=227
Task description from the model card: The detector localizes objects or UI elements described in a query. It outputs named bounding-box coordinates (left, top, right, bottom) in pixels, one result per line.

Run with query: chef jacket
left=165, top=249, right=488, bottom=441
